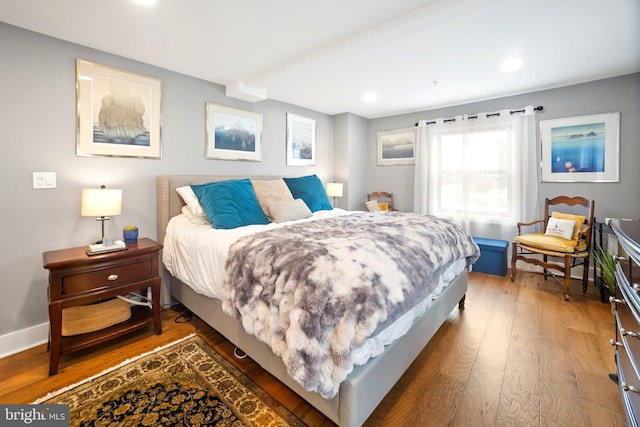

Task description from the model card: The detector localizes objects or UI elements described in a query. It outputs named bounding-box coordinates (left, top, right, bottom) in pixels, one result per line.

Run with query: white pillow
left=176, top=186, right=205, bottom=217
left=268, top=199, right=312, bottom=223
left=544, top=217, right=575, bottom=240
left=181, top=206, right=210, bottom=225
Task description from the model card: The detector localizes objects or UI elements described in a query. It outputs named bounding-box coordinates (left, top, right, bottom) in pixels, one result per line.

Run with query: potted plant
left=123, top=225, right=138, bottom=244
left=593, top=242, right=616, bottom=299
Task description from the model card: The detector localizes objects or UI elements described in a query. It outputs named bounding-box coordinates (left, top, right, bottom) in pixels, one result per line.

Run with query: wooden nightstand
left=43, top=238, right=163, bottom=375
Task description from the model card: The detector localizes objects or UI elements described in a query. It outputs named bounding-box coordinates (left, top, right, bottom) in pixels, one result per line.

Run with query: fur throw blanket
left=221, top=212, right=479, bottom=398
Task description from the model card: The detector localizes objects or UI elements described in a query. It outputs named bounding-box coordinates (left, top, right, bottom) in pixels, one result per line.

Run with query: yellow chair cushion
left=551, top=211, right=586, bottom=240
left=515, top=233, right=586, bottom=253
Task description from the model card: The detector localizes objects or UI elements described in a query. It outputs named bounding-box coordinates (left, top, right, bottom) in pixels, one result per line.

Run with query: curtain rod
left=414, top=105, right=543, bottom=126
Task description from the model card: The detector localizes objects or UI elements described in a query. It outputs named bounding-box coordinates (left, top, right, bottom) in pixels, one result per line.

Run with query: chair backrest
left=544, top=196, right=595, bottom=250
left=367, top=191, right=394, bottom=210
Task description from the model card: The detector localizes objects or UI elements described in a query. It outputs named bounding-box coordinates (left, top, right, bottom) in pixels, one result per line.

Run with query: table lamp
left=81, top=185, right=122, bottom=245
left=326, top=182, right=343, bottom=208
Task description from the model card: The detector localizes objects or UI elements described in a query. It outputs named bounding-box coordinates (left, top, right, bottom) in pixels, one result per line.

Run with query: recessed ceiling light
left=363, top=92, right=378, bottom=103
left=501, top=57, right=523, bottom=72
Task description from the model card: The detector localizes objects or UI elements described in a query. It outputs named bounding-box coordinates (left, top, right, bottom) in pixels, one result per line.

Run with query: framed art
left=205, top=103, right=262, bottom=161
left=540, top=112, right=620, bottom=182
left=377, top=127, right=416, bottom=165
left=76, top=59, right=162, bottom=158
left=286, top=113, right=316, bottom=166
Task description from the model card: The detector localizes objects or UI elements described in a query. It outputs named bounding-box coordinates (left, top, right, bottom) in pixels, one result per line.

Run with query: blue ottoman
left=472, top=237, right=509, bottom=276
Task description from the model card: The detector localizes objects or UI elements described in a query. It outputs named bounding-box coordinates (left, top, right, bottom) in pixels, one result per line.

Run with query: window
left=415, top=107, right=538, bottom=241
left=428, top=123, right=521, bottom=225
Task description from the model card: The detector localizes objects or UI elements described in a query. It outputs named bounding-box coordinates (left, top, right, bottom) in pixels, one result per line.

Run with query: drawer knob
left=633, top=283, right=640, bottom=294
left=622, top=382, right=640, bottom=394
left=621, top=328, right=639, bottom=339
left=613, top=255, right=627, bottom=262
left=107, top=274, right=119, bottom=281
left=610, top=338, right=624, bottom=348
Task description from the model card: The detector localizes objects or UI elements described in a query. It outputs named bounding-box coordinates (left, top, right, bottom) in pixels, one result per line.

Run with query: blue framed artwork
left=205, top=103, right=262, bottom=161
left=540, top=112, right=619, bottom=182
left=376, top=127, right=416, bottom=166
left=286, top=113, right=316, bottom=166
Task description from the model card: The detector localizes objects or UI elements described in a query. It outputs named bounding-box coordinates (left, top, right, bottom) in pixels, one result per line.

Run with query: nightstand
left=43, top=238, right=163, bottom=375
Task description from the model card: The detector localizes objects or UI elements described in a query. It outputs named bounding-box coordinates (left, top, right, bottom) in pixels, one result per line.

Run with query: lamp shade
left=326, top=182, right=343, bottom=198
left=81, top=188, right=122, bottom=217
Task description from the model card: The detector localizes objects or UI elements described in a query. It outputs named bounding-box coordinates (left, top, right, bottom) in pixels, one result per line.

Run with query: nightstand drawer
left=62, top=259, right=153, bottom=295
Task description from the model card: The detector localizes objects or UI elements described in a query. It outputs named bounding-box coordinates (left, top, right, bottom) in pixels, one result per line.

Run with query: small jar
left=123, top=226, right=138, bottom=244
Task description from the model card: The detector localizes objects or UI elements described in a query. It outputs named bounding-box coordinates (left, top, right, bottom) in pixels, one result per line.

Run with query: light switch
left=33, top=172, right=56, bottom=189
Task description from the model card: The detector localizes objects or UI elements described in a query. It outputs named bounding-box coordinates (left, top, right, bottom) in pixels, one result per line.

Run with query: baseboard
left=0, top=322, right=49, bottom=358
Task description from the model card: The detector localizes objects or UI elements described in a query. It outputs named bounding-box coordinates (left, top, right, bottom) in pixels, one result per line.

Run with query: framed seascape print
left=377, top=127, right=416, bottom=165
left=286, top=113, right=316, bottom=166
left=76, top=59, right=162, bottom=158
left=205, top=103, right=262, bottom=161
left=540, top=112, right=620, bottom=182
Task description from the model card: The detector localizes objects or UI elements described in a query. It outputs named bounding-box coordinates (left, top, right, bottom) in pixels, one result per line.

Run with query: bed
left=156, top=175, right=479, bottom=427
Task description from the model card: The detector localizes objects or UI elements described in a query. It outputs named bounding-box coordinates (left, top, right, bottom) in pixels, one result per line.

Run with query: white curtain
left=413, top=119, right=430, bottom=215
left=413, top=106, right=539, bottom=242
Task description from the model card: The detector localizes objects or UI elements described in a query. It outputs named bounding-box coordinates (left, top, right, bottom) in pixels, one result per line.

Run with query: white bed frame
left=157, top=175, right=468, bottom=427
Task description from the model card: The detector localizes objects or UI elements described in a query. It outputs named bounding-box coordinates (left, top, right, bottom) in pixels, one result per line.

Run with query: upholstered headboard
left=156, top=175, right=279, bottom=245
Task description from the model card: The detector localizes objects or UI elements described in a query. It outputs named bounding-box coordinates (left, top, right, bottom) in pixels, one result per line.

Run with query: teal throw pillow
left=283, top=174, right=332, bottom=212
left=191, top=179, right=270, bottom=229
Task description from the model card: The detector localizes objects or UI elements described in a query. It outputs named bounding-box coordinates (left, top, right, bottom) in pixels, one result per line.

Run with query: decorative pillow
left=191, top=179, right=270, bottom=229
left=181, top=206, right=210, bottom=225
left=551, top=211, right=586, bottom=240
left=544, top=217, right=575, bottom=240
left=176, top=186, right=205, bottom=217
left=251, top=179, right=294, bottom=220
left=268, top=199, right=312, bottom=223
left=283, top=174, right=333, bottom=212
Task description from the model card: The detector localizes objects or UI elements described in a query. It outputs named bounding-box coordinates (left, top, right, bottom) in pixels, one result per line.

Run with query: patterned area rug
left=35, top=334, right=306, bottom=426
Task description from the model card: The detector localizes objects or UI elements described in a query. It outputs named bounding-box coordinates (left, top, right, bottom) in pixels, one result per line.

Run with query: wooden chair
left=511, top=196, right=595, bottom=301
left=367, top=191, right=395, bottom=211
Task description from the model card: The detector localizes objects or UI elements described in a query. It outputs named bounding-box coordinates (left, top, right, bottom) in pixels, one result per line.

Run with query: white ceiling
left=1, top=0, right=639, bottom=118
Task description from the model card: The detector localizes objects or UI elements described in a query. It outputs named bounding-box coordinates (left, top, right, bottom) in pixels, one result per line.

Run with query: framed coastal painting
left=76, top=59, right=163, bottom=158
left=205, top=103, right=262, bottom=161
left=540, top=112, right=620, bottom=182
left=377, top=127, right=416, bottom=165
left=286, top=113, right=316, bottom=166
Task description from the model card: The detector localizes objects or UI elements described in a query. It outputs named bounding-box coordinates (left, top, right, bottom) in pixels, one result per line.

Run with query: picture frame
left=286, top=113, right=316, bottom=166
left=76, top=59, right=162, bottom=158
left=540, top=112, right=620, bottom=183
left=377, top=127, right=416, bottom=165
left=205, top=103, right=262, bottom=161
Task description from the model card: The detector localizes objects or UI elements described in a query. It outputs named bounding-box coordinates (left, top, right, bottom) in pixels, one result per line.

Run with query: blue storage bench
left=472, top=237, right=509, bottom=276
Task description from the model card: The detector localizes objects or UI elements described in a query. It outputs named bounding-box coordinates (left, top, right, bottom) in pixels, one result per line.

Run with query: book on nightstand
left=87, top=239, right=127, bottom=255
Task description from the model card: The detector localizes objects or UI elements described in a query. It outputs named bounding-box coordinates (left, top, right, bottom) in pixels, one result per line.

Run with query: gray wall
left=0, top=23, right=334, bottom=350
left=333, top=112, right=369, bottom=210
left=367, top=73, right=640, bottom=221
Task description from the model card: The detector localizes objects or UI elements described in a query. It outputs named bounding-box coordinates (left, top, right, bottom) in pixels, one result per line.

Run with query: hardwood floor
left=0, top=271, right=626, bottom=426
